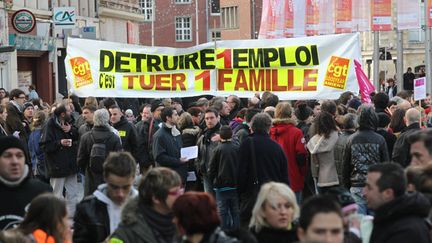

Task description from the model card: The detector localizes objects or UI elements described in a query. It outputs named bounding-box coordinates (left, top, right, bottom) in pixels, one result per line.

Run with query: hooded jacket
left=270, top=118, right=308, bottom=192
left=307, top=130, right=339, bottom=187
left=109, top=199, right=166, bottom=243
left=343, top=108, right=389, bottom=188
left=333, top=130, right=355, bottom=186
left=370, top=192, right=431, bottom=243
left=73, top=184, right=138, bottom=243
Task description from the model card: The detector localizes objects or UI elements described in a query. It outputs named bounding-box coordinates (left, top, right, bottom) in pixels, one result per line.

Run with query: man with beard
left=365, top=163, right=431, bottom=243
left=40, top=104, right=82, bottom=217
left=152, top=107, right=188, bottom=182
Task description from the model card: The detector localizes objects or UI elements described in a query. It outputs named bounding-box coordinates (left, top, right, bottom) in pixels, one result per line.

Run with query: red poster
left=284, top=0, right=294, bottom=37
left=335, top=0, right=352, bottom=33
left=306, top=0, right=319, bottom=36
left=371, top=0, right=392, bottom=31
left=428, top=0, right=432, bottom=27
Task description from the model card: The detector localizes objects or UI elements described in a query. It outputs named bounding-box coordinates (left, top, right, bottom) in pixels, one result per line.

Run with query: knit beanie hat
left=151, top=99, right=164, bottom=113
left=347, top=98, right=362, bottom=111
left=324, top=187, right=358, bottom=214
left=295, top=102, right=313, bottom=121
left=23, top=102, right=34, bottom=111
left=0, top=136, right=26, bottom=155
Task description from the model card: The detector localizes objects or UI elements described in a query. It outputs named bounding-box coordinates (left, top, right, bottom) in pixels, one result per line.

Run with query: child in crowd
left=208, top=125, right=240, bottom=230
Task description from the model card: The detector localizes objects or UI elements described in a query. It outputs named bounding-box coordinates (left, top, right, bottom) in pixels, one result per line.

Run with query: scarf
left=0, top=165, right=29, bottom=187
left=203, top=123, right=221, bottom=145
left=10, top=100, right=23, bottom=113
left=165, top=123, right=181, bottom=137
left=140, top=204, right=176, bottom=243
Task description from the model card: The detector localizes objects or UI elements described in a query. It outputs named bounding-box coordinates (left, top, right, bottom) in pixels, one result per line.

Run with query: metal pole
left=252, top=0, right=256, bottom=39
left=205, top=0, right=209, bottom=42
left=396, top=30, right=403, bottom=90
left=373, top=31, right=380, bottom=90
left=196, top=0, right=199, bottom=45
left=384, top=46, right=387, bottom=82
left=152, top=0, right=155, bottom=46
left=425, top=0, right=432, bottom=94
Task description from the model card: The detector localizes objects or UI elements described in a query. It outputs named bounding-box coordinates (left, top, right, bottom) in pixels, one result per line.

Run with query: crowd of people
left=0, top=86, right=432, bottom=243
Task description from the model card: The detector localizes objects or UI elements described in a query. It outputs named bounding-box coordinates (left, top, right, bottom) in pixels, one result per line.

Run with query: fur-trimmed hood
left=121, top=197, right=140, bottom=225
left=181, top=126, right=201, bottom=136
left=272, top=117, right=297, bottom=126
left=307, top=131, right=339, bottom=154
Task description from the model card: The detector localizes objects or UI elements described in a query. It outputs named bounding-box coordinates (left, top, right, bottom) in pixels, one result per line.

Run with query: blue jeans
left=203, top=176, right=213, bottom=194
left=295, top=191, right=302, bottom=205
left=216, top=189, right=240, bottom=230
left=350, top=187, right=369, bottom=215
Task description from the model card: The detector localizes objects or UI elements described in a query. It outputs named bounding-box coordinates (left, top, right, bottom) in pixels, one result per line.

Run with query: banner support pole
left=425, top=1, right=432, bottom=95
left=373, top=31, right=380, bottom=91
left=396, top=29, right=403, bottom=90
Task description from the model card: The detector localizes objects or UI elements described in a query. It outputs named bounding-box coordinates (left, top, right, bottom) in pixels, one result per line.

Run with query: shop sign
left=53, top=7, right=76, bottom=28
left=12, top=9, right=36, bottom=34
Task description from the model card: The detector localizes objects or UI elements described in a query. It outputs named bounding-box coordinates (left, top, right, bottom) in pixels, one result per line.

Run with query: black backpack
left=89, top=132, right=110, bottom=174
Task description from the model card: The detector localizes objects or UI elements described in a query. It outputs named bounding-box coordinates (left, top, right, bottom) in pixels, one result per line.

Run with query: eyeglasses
left=18, top=96, right=26, bottom=99
left=167, top=187, right=184, bottom=196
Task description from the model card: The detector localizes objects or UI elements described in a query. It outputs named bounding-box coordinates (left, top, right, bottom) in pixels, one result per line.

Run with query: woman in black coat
left=177, top=112, right=201, bottom=191
left=249, top=182, right=299, bottom=243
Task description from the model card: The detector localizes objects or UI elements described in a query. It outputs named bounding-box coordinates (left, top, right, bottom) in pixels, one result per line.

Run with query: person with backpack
left=77, top=108, right=122, bottom=196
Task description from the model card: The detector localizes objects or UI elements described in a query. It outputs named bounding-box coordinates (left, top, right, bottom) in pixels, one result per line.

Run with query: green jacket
left=109, top=198, right=158, bottom=243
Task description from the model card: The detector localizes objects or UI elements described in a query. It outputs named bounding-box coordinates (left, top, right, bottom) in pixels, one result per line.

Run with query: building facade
left=360, top=0, right=426, bottom=86
left=219, top=0, right=262, bottom=40
left=138, top=0, right=220, bottom=47
left=0, top=0, right=143, bottom=102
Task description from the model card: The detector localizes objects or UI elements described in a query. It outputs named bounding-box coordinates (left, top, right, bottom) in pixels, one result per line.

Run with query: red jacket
left=270, top=119, right=308, bottom=192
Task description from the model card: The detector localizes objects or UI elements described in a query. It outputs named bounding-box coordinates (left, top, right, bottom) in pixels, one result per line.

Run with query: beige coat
left=307, top=131, right=339, bottom=187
